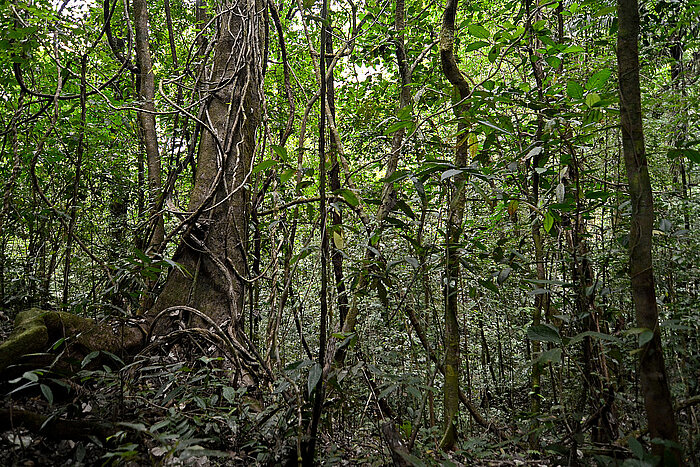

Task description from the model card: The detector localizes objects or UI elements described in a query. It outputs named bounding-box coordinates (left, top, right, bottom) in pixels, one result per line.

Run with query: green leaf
left=394, top=200, right=415, bottom=219
left=280, top=168, right=296, bottom=184
left=297, top=180, right=313, bottom=190
left=336, top=188, right=360, bottom=207
left=556, top=182, right=565, bottom=203
left=40, top=384, right=53, bottom=405
left=308, top=363, right=322, bottom=395
left=377, top=383, right=398, bottom=400
left=270, top=144, right=288, bottom=160
left=253, top=160, right=277, bottom=173
left=82, top=351, right=100, bottom=368
left=384, top=169, right=410, bottom=183
left=102, top=351, right=125, bottom=366
left=222, top=386, right=236, bottom=404
left=629, top=437, right=645, bottom=459
left=585, top=92, right=601, bottom=107
left=566, top=81, right=584, bottom=99
left=118, top=422, right=147, bottom=432
left=536, top=348, right=562, bottom=365
left=526, top=146, right=544, bottom=159
left=497, top=267, right=511, bottom=285
left=562, top=45, right=585, bottom=54
left=568, top=331, right=622, bottom=345
left=527, top=324, right=561, bottom=344
left=467, top=24, right=490, bottom=39
left=584, top=190, right=613, bottom=200
left=150, top=420, right=171, bottom=432
left=23, top=371, right=39, bottom=382
left=333, top=230, right=344, bottom=249
left=478, top=278, right=499, bottom=294
left=398, top=451, right=427, bottom=467
left=478, top=119, right=511, bottom=134
left=543, top=212, right=554, bottom=232
left=595, top=6, right=616, bottom=16
left=336, top=332, right=357, bottom=350
left=383, top=120, right=413, bottom=135
left=638, top=330, right=654, bottom=347
left=465, top=40, right=490, bottom=52
left=292, top=246, right=316, bottom=264
left=659, top=218, right=672, bottom=233
left=585, top=69, right=611, bottom=90
left=682, top=148, right=700, bottom=163
left=545, top=56, right=561, bottom=69
left=441, top=168, right=463, bottom=181
left=406, top=386, right=421, bottom=400
left=488, top=45, right=500, bottom=63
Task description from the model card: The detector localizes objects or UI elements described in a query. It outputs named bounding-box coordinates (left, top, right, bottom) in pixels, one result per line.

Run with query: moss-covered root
left=0, top=308, right=145, bottom=374
left=0, top=308, right=49, bottom=373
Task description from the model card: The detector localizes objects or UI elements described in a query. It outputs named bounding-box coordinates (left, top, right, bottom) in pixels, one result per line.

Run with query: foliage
left=0, top=0, right=698, bottom=464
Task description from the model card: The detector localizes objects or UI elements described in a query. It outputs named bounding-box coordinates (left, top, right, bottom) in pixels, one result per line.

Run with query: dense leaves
left=0, top=0, right=698, bottom=464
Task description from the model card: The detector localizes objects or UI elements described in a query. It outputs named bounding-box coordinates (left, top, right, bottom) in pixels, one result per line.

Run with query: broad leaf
left=222, top=387, right=236, bottom=404
left=527, top=324, right=561, bottom=344
left=536, top=348, right=562, bottom=365
left=585, top=69, right=611, bottom=90
left=566, top=81, right=584, bottom=100
left=308, top=362, right=322, bottom=395
left=253, top=160, right=277, bottom=173
left=336, top=188, right=360, bottom=207
left=40, top=384, right=53, bottom=405
left=543, top=212, right=554, bottom=232
left=441, top=168, right=463, bottom=181
left=467, top=24, right=490, bottom=39
left=466, top=40, right=490, bottom=52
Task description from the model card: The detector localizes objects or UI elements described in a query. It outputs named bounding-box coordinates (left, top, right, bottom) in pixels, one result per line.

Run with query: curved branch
left=439, top=0, right=469, bottom=99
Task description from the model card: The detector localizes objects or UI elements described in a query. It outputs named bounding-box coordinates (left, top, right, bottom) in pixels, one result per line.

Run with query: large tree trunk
left=616, top=0, right=679, bottom=460
left=0, top=0, right=266, bottom=385
left=150, top=0, right=265, bottom=332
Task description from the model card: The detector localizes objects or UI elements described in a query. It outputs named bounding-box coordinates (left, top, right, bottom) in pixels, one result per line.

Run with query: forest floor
left=0, top=314, right=628, bottom=466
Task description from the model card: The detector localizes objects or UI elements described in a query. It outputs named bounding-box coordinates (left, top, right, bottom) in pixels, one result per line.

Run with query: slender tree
left=132, top=0, right=164, bottom=252
left=616, top=0, right=680, bottom=459
left=439, top=0, right=470, bottom=449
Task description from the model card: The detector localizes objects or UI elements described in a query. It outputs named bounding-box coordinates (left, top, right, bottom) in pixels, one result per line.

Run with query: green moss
left=0, top=308, right=145, bottom=376
left=0, top=308, right=50, bottom=372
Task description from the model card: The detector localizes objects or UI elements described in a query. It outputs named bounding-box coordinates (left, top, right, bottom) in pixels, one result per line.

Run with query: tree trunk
left=133, top=0, right=164, bottom=252
left=325, top=25, right=350, bottom=328
left=616, top=0, right=679, bottom=459
left=150, top=0, right=264, bottom=333
left=439, top=0, right=470, bottom=450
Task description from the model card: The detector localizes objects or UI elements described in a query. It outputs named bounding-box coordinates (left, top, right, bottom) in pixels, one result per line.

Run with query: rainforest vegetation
left=0, top=0, right=698, bottom=464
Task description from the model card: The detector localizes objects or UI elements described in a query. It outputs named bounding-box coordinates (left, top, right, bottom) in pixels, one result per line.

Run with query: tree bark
left=439, top=0, right=470, bottom=450
left=150, top=0, right=265, bottom=333
left=616, top=0, right=679, bottom=459
left=133, top=0, right=164, bottom=251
